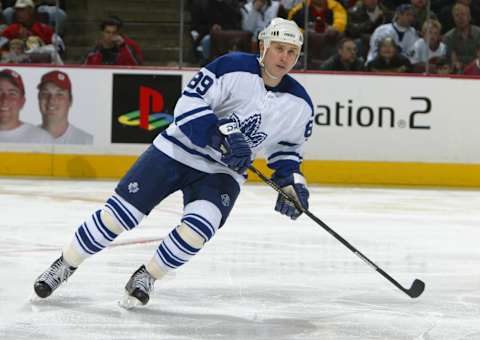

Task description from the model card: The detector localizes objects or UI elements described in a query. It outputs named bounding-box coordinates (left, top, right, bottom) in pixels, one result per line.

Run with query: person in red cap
left=0, top=0, right=65, bottom=54
left=37, top=70, right=93, bottom=144
left=0, top=68, right=53, bottom=143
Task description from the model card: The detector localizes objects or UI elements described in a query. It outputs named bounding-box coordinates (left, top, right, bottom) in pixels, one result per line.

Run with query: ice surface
left=0, top=178, right=479, bottom=340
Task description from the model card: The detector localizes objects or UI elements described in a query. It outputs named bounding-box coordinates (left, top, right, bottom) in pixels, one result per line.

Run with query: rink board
left=0, top=65, right=479, bottom=187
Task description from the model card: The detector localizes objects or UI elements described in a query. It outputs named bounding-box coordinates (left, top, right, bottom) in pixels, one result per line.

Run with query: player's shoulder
left=273, top=75, right=313, bottom=113
left=204, top=52, right=260, bottom=78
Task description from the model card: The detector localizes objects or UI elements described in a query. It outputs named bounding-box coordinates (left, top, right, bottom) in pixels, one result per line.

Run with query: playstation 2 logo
left=118, top=86, right=174, bottom=131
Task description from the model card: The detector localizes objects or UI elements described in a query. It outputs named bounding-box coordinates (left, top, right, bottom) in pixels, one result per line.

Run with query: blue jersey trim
left=162, top=132, right=222, bottom=165
left=205, top=52, right=313, bottom=112
left=205, top=52, right=261, bottom=78
left=175, top=105, right=213, bottom=124
left=266, top=75, right=314, bottom=113
left=182, top=90, right=203, bottom=99
left=268, top=151, right=302, bottom=161
left=278, top=141, right=298, bottom=147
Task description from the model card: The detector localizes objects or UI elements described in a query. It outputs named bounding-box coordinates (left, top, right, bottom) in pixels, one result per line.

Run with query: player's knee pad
left=104, top=193, right=144, bottom=232
left=181, top=200, right=222, bottom=243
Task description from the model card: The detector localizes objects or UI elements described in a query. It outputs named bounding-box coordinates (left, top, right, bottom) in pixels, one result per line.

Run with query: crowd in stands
left=187, top=0, right=480, bottom=75
left=0, top=0, right=479, bottom=75
left=0, top=0, right=144, bottom=66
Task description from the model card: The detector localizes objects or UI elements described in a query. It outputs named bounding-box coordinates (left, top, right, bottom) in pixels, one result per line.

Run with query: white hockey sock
left=65, top=194, right=144, bottom=266
left=152, top=200, right=221, bottom=272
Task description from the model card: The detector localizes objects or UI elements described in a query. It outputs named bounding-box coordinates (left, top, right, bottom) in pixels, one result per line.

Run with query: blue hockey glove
left=273, top=172, right=309, bottom=220
left=217, top=120, right=252, bottom=174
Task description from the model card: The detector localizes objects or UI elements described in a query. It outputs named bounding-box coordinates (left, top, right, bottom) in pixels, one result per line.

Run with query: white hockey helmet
left=258, top=18, right=303, bottom=66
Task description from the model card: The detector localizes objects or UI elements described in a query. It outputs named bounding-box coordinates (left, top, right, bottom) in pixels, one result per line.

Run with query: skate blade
left=118, top=292, right=143, bottom=310
left=29, top=291, right=45, bottom=303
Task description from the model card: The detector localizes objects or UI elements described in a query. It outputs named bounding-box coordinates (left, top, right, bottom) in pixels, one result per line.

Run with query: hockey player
left=33, top=18, right=314, bottom=308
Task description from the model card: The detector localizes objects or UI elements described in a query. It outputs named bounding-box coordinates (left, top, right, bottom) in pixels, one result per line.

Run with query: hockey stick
left=248, top=165, right=425, bottom=299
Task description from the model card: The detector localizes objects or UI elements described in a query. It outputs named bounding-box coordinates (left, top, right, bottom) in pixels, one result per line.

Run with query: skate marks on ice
left=2, top=179, right=480, bottom=339
left=9, top=290, right=318, bottom=340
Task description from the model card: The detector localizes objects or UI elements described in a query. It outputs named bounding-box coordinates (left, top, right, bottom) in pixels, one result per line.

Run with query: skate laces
left=133, top=268, right=155, bottom=293
left=39, top=257, right=75, bottom=288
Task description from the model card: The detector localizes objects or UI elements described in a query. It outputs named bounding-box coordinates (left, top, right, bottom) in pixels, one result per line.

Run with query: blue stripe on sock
left=186, top=214, right=215, bottom=238
left=75, top=230, right=95, bottom=254
left=93, top=211, right=116, bottom=241
left=182, top=220, right=207, bottom=242
left=171, top=229, right=199, bottom=255
left=111, top=195, right=138, bottom=225
left=158, top=244, right=184, bottom=267
left=83, top=223, right=105, bottom=251
left=106, top=198, right=135, bottom=229
left=78, top=225, right=102, bottom=253
left=105, top=203, right=129, bottom=230
left=162, top=243, right=186, bottom=265
left=182, top=216, right=213, bottom=241
left=156, top=247, right=177, bottom=269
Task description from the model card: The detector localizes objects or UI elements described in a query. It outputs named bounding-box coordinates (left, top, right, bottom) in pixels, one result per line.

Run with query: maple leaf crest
left=230, top=113, right=267, bottom=148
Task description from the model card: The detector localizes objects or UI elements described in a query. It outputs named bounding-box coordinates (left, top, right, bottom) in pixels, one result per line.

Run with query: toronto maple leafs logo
left=230, top=113, right=267, bottom=148
left=128, top=182, right=140, bottom=194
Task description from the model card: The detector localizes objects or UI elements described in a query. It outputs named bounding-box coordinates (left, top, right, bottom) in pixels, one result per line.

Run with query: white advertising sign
left=1, top=66, right=479, bottom=165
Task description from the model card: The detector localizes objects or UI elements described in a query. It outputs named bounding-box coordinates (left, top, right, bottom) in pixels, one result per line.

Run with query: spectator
left=438, top=0, right=473, bottom=33
left=463, top=45, right=480, bottom=74
left=0, top=0, right=64, bottom=53
left=410, top=19, right=448, bottom=73
left=0, top=68, right=52, bottom=143
left=189, top=0, right=242, bottom=64
left=84, top=16, right=143, bottom=66
left=0, top=38, right=31, bottom=63
left=24, top=34, right=63, bottom=64
left=288, top=0, right=348, bottom=34
left=381, top=0, right=405, bottom=10
left=277, top=0, right=302, bottom=17
left=320, top=37, right=365, bottom=70
left=366, top=4, right=419, bottom=63
left=346, top=0, right=393, bottom=58
left=2, top=0, right=67, bottom=35
left=241, top=0, right=280, bottom=40
left=443, top=3, right=480, bottom=73
left=340, top=0, right=357, bottom=8
left=410, top=0, right=438, bottom=33
left=367, top=36, right=413, bottom=72
left=37, top=70, right=93, bottom=144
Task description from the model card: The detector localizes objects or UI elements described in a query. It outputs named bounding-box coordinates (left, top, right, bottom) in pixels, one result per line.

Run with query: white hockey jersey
left=153, top=52, right=314, bottom=185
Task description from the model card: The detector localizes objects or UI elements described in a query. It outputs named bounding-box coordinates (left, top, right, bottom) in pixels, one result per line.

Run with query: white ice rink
left=1, top=177, right=480, bottom=340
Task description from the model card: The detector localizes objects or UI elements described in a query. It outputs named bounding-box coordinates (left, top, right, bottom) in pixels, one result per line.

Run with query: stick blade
left=406, top=279, right=425, bottom=298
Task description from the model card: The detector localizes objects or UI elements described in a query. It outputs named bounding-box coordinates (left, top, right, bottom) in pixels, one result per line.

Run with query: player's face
left=38, top=82, right=71, bottom=121
left=263, top=41, right=299, bottom=79
left=0, top=78, right=24, bottom=130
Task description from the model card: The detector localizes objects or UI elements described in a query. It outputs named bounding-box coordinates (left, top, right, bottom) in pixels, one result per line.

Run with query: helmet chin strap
left=258, top=46, right=280, bottom=81
left=263, top=65, right=280, bottom=81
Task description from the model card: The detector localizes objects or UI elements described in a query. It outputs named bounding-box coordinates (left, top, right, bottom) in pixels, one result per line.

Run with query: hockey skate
left=119, top=265, right=156, bottom=309
left=33, top=256, right=77, bottom=298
